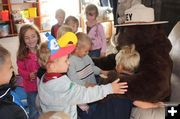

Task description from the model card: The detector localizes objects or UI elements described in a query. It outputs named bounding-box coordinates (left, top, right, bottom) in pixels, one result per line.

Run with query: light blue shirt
left=38, top=75, right=112, bottom=119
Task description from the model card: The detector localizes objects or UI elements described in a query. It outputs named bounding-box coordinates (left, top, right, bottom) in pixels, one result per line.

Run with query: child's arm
left=98, top=24, right=107, bottom=57
left=17, top=59, right=37, bottom=81
left=133, top=100, right=164, bottom=109
left=98, top=70, right=109, bottom=79
left=87, top=55, right=101, bottom=75
left=100, top=70, right=109, bottom=76
left=53, top=77, right=127, bottom=105
left=100, top=70, right=119, bottom=84
left=17, top=60, right=31, bottom=81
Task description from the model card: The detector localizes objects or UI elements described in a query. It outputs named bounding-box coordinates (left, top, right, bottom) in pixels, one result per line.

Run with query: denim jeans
left=92, top=98, right=133, bottom=119
left=27, top=92, right=39, bottom=119
left=78, top=102, right=97, bottom=119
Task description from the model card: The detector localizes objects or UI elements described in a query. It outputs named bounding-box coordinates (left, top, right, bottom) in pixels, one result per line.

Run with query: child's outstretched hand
left=111, top=78, right=128, bottom=94
left=78, top=104, right=89, bottom=113
left=100, top=70, right=109, bottom=76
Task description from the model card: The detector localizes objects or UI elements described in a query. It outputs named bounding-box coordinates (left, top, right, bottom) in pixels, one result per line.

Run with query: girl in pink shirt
left=85, top=4, right=107, bottom=58
left=17, top=24, right=41, bottom=119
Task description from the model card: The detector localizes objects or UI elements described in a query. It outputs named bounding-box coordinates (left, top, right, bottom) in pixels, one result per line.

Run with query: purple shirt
left=86, top=23, right=107, bottom=54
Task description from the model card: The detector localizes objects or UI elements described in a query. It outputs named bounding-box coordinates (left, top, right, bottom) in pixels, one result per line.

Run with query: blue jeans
left=92, top=98, right=133, bottom=119
left=78, top=102, right=97, bottom=119
left=89, top=49, right=101, bottom=58
left=27, top=92, right=39, bottom=119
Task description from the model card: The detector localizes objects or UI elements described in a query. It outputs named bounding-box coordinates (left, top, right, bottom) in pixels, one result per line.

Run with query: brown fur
left=95, top=25, right=173, bottom=102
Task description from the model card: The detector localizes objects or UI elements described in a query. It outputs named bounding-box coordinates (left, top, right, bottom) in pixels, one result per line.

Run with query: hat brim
left=115, top=21, right=168, bottom=27
left=50, top=45, right=76, bottom=61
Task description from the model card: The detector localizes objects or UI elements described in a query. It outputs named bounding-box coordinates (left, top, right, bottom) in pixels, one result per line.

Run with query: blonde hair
left=56, top=25, right=73, bottom=39
left=115, top=44, right=140, bottom=72
left=55, top=9, right=65, bottom=18
left=85, top=4, right=99, bottom=17
left=76, top=32, right=91, bottom=49
left=37, top=42, right=50, bottom=67
left=39, top=111, right=70, bottom=119
left=65, top=16, right=79, bottom=26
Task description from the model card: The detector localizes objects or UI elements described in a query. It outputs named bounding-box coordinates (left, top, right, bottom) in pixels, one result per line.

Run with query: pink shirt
left=86, top=23, right=107, bottom=53
left=17, top=52, right=39, bottom=93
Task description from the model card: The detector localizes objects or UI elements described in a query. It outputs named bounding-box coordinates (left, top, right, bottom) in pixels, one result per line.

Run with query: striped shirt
left=67, top=55, right=101, bottom=86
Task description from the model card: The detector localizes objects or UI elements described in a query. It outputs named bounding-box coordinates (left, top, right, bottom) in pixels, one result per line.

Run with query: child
left=38, top=32, right=128, bottom=119
left=56, top=25, right=73, bottom=39
left=37, top=24, right=73, bottom=104
left=99, top=44, right=140, bottom=80
left=37, top=25, right=72, bottom=81
left=67, top=32, right=108, bottom=119
left=93, top=44, right=162, bottom=119
left=51, top=9, right=65, bottom=38
left=115, top=44, right=140, bottom=75
left=115, top=44, right=164, bottom=109
left=0, top=45, right=28, bottom=119
left=17, top=24, right=41, bottom=119
left=65, top=16, right=79, bottom=33
left=36, top=26, right=74, bottom=114
left=85, top=4, right=107, bottom=58
left=68, top=32, right=108, bottom=86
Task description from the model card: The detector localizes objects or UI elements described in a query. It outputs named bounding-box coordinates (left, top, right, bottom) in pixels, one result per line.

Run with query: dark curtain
left=142, top=0, right=180, bottom=35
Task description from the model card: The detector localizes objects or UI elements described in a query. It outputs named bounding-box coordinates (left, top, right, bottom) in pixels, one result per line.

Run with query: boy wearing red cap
left=37, top=32, right=128, bottom=119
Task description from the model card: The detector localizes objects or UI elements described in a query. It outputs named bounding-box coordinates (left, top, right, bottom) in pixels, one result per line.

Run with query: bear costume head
left=95, top=4, right=173, bottom=102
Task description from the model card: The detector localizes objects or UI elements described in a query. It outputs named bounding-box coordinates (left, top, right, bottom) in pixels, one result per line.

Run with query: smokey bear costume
left=92, top=4, right=172, bottom=119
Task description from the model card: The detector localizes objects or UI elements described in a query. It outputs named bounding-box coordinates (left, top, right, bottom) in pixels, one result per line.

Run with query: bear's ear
left=92, top=54, right=116, bottom=70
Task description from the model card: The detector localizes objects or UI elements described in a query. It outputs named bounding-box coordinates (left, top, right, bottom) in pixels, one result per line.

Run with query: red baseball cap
left=45, top=32, right=77, bottom=61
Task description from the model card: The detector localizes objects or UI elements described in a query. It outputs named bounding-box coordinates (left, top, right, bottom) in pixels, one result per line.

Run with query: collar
left=0, top=84, right=11, bottom=100
left=43, top=72, right=64, bottom=83
left=120, top=72, right=133, bottom=76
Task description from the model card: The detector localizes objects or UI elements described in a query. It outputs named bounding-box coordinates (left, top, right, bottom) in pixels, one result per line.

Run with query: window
left=42, top=0, right=80, bottom=26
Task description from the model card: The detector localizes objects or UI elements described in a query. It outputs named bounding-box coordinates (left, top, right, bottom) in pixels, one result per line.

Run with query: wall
left=0, top=36, right=19, bottom=74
